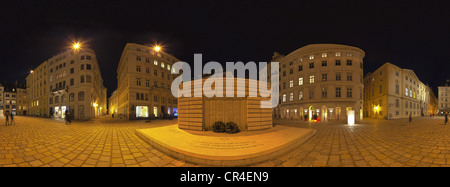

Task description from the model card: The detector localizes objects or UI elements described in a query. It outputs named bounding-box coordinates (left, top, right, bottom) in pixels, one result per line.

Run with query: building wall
left=438, top=86, right=450, bottom=114
left=275, top=44, right=365, bottom=122
left=115, top=43, right=179, bottom=120
left=0, top=85, right=3, bottom=117
left=364, top=63, right=429, bottom=119
left=16, top=88, right=27, bottom=115
left=27, top=48, right=107, bottom=120
left=426, top=85, right=438, bottom=115
left=26, top=61, right=48, bottom=117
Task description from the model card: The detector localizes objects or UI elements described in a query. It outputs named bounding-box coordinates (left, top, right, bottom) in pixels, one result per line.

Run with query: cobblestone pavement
left=268, top=116, right=450, bottom=167
left=2, top=116, right=450, bottom=167
left=0, top=116, right=187, bottom=167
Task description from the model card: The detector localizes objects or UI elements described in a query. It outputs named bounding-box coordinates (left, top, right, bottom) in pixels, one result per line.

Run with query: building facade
left=0, top=82, right=27, bottom=116
left=26, top=61, right=49, bottom=117
left=113, top=43, right=179, bottom=120
left=108, top=90, right=118, bottom=117
left=426, top=84, right=438, bottom=115
left=438, top=80, right=450, bottom=115
left=27, top=47, right=107, bottom=120
left=363, top=62, right=432, bottom=119
left=274, top=44, right=365, bottom=122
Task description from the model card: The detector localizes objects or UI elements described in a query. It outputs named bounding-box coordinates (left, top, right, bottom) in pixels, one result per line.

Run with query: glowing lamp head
left=374, top=106, right=380, bottom=111
left=154, top=45, right=161, bottom=52
left=30, top=70, right=34, bottom=73
left=73, top=43, right=81, bottom=49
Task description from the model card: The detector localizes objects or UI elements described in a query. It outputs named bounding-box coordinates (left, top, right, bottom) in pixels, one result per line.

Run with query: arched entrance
left=308, top=106, right=316, bottom=121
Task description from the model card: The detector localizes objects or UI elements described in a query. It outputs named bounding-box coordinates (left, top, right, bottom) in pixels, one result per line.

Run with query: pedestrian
left=445, top=113, right=448, bottom=125
left=409, top=113, right=412, bottom=123
left=9, top=112, right=14, bottom=125
left=65, top=110, right=71, bottom=125
left=5, top=111, right=9, bottom=126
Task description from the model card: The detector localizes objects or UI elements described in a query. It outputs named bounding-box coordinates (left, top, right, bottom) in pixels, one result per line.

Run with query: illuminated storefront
left=136, top=106, right=149, bottom=118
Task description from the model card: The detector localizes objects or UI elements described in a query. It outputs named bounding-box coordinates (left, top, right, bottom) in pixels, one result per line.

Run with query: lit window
left=406, top=88, right=409, bottom=96
left=299, top=91, right=303, bottom=100
left=321, top=53, right=327, bottom=57
left=161, top=62, right=165, bottom=68
left=298, top=77, right=303, bottom=85
left=336, top=52, right=341, bottom=57
left=282, top=94, right=286, bottom=102
left=310, top=75, right=315, bottom=83
left=154, top=60, right=158, bottom=65
left=289, top=93, right=293, bottom=101
left=309, top=55, right=314, bottom=60
left=289, top=80, right=293, bottom=88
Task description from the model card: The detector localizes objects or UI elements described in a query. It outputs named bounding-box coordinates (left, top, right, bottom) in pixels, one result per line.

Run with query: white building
left=274, top=44, right=365, bottom=122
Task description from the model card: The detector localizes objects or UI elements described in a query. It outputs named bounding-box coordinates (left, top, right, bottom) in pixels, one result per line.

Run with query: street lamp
left=154, top=45, right=161, bottom=52
left=73, top=42, right=81, bottom=50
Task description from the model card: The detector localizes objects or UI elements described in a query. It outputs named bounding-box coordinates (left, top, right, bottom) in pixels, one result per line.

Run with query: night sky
left=1, top=0, right=449, bottom=97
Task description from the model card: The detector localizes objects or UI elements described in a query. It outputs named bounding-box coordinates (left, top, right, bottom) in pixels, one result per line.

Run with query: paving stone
left=4, top=116, right=450, bottom=167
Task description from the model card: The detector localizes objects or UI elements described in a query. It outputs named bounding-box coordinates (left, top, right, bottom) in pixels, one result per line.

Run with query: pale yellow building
left=426, top=84, right=438, bottom=115
left=275, top=44, right=365, bottom=122
left=16, top=86, right=27, bottom=115
left=364, top=62, right=432, bottom=119
left=108, top=90, right=118, bottom=117
left=438, top=80, right=450, bottom=114
left=27, top=47, right=107, bottom=120
left=26, top=61, right=48, bottom=117
left=113, top=43, right=179, bottom=120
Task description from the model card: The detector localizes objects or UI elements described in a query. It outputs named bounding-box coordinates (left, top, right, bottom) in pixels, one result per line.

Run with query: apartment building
left=112, top=43, right=179, bottom=120
left=0, top=82, right=27, bottom=116
left=364, top=62, right=433, bottom=119
left=27, top=47, right=107, bottom=120
left=275, top=44, right=365, bottom=122
left=438, top=80, right=450, bottom=114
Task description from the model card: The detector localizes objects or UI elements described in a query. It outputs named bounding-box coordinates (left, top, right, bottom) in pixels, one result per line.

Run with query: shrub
left=212, top=121, right=226, bottom=133
left=225, top=122, right=240, bottom=134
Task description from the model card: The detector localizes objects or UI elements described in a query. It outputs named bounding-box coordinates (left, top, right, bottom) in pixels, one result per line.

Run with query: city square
left=2, top=116, right=450, bottom=167
left=1, top=5, right=450, bottom=186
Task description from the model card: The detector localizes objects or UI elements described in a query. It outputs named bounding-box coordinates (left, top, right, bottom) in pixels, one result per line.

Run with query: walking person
left=65, top=110, right=71, bottom=125
left=409, top=113, right=412, bottom=123
left=5, top=111, right=9, bottom=126
left=445, top=113, right=448, bottom=125
left=9, top=112, right=15, bottom=126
